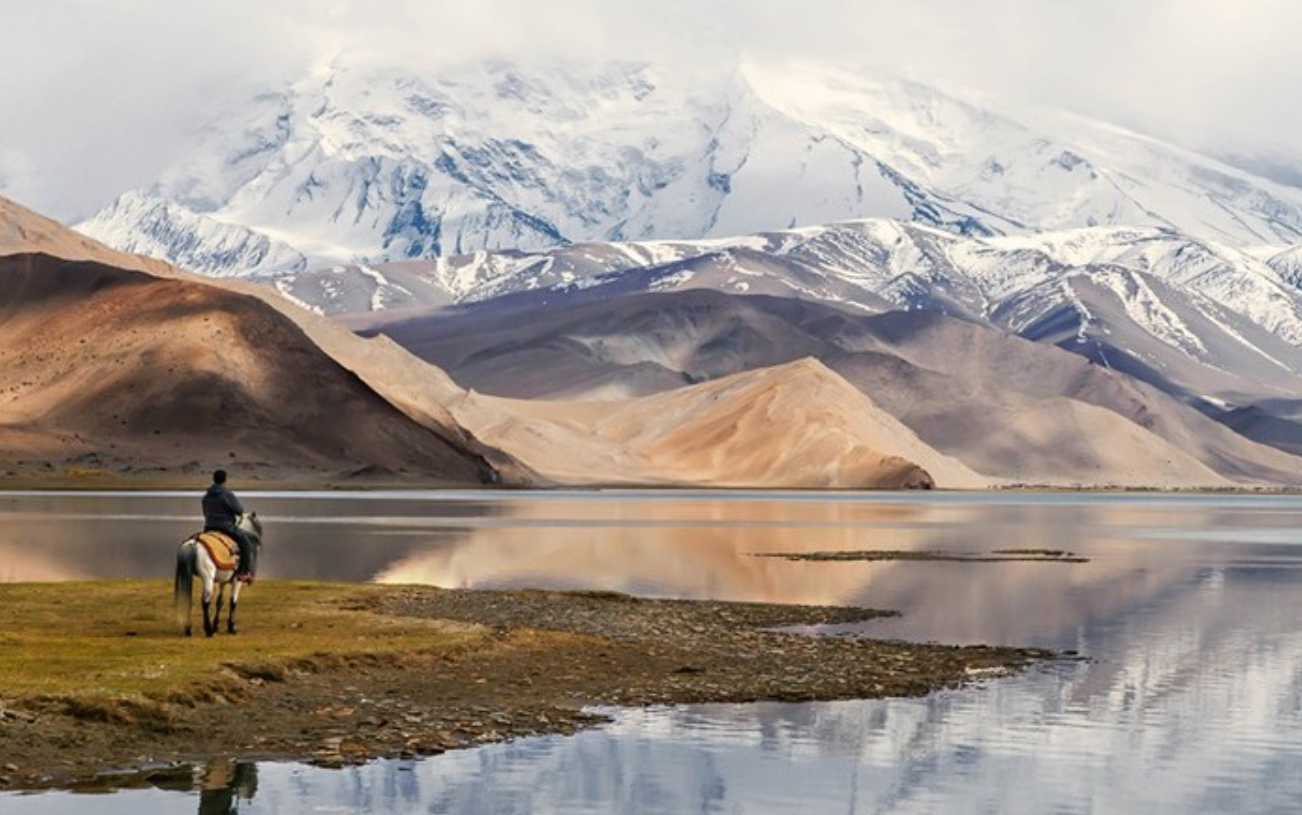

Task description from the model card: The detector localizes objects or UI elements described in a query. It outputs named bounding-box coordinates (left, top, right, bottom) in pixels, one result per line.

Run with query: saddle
left=196, top=531, right=240, bottom=571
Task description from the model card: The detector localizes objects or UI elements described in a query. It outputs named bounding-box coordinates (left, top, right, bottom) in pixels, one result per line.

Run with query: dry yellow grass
left=0, top=580, right=485, bottom=703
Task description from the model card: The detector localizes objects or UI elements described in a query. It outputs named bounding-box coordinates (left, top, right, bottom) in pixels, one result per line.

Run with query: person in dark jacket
left=203, top=469, right=253, bottom=582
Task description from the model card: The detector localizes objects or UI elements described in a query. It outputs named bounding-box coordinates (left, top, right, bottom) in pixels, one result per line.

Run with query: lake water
left=3, top=490, right=1301, bottom=813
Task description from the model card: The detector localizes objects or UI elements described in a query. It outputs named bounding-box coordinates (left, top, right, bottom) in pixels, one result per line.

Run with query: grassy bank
left=0, top=581, right=485, bottom=700
left=0, top=580, right=1054, bottom=792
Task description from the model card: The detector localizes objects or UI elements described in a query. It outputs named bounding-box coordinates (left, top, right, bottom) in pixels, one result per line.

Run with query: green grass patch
left=0, top=580, right=483, bottom=707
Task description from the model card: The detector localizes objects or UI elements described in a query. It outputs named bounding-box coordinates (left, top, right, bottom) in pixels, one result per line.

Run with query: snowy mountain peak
left=75, top=57, right=1302, bottom=279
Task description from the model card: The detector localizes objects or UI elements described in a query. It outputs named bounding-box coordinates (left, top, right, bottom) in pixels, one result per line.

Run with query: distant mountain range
left=76, top=58, right=1302, bottom=278
left=7, top=188, right=1301, bottom=488
left=66, top=59, right=1302, bottom=420
left=16, top=57, right=1302, bottom=489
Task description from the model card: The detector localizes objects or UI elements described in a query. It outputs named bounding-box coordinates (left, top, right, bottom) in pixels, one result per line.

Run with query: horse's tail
left=175, top=540, right=196, bottom=632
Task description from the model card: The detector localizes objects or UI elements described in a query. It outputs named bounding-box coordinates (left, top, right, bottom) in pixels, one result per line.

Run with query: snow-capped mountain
left=77, top=58, right=1302, bottom=277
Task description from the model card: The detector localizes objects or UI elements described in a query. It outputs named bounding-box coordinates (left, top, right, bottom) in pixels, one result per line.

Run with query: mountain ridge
left=0, top=251, right=500, bottom=484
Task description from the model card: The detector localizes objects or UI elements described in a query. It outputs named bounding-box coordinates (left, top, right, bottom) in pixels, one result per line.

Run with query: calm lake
left=3, top=490, right=1301, bottom=813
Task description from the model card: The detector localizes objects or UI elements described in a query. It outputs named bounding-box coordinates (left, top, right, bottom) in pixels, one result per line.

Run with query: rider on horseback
left=202, top=469, right=253, bottom=583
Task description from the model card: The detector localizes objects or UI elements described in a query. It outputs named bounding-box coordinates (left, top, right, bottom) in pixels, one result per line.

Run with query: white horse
left=174, top=513, right=263, bottom=637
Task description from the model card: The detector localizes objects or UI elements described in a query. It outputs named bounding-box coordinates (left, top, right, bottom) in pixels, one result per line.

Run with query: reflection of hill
left=374, top=496, right=1277, bottom=649
left=0, top=493, right=497, bottom=583
left=6, top=492, right=1291, bottom=655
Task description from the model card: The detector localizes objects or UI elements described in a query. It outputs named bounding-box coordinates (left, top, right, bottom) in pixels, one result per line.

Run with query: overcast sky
left=2, top=0, right=1300, bottom=221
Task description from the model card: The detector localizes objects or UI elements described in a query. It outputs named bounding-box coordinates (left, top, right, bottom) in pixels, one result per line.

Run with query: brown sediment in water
left=0, top=581, right=1055, bottom=792
left=754, top=549, right=1089, bottom=563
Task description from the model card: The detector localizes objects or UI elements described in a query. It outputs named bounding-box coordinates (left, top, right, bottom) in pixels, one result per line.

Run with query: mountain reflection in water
left=3, top=491, right=1301, bottom=813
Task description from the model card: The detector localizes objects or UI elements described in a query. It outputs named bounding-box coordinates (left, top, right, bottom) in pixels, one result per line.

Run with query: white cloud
left=2, top=0, right=1301, bottom=220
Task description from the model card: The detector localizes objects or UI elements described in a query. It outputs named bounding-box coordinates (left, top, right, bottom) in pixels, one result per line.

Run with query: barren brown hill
left=4, top=191, right=1261, bottom=490
left=1, top=194, right=534, bottom=478
left=0, top=194, right=536, bottom=485
left=452, top=358, right=985, bottom=489
left=0, top=252, right=498, bottom=484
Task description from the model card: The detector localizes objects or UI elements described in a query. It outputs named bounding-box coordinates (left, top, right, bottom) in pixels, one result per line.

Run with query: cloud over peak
left=3, top=0, right=1300, bottom=220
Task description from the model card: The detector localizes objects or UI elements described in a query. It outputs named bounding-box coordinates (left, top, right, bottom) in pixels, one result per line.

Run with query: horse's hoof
left=184, top=627, right=192, bottom=637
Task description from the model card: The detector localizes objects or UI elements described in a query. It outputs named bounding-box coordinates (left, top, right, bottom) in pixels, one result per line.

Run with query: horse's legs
left=202, top=574, right=216, bottom=637
left=212, top=583, right=226, bottom=634
left=228, top=582, right=241, bottom=635
left=184, top=562, right=193, bottom=637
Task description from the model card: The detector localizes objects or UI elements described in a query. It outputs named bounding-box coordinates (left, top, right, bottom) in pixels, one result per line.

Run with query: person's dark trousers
left=207, top=524, right=253, bottom=578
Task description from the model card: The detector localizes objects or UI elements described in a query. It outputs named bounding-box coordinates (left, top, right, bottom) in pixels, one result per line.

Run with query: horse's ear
left=250, top=511, right=257, bottom=519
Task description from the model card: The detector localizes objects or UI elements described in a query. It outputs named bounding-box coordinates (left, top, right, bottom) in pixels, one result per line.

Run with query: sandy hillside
left=452, top=359, right=987, bottom=489
left=0, top=195, right=525, bottom=475
left=0, top=253, right=500, bottom=484
left=0, top=195, right=536, bottom=484
left=367, top=289, right=1299, bottom=487
left=0, top=194, right=977, bottom=489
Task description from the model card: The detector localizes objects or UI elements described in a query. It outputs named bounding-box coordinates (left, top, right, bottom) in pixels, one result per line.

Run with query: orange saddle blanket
left=196, top=531, right=240, bottom=571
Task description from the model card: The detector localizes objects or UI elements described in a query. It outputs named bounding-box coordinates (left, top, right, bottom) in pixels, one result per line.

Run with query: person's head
left=213, top=469, right=228, bottom=486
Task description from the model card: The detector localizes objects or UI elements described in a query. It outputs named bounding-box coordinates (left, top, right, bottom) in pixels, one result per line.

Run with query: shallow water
left=3, top=490, right=1301, bottom=813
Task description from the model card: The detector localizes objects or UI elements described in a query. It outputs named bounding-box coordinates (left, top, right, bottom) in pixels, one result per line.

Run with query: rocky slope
left=325, top=219, right=1302, bottom=448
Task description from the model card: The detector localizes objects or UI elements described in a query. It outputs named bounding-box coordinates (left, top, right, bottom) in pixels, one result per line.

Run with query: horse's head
left=239, top=511, right=263, bottom=577
left=240, top=511, right=263, bottom=544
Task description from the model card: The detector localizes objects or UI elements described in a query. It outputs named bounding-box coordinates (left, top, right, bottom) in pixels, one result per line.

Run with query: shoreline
left=2, top=477, right=1300, bottom=495
left=0, top=581, right=1055, bottom=792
